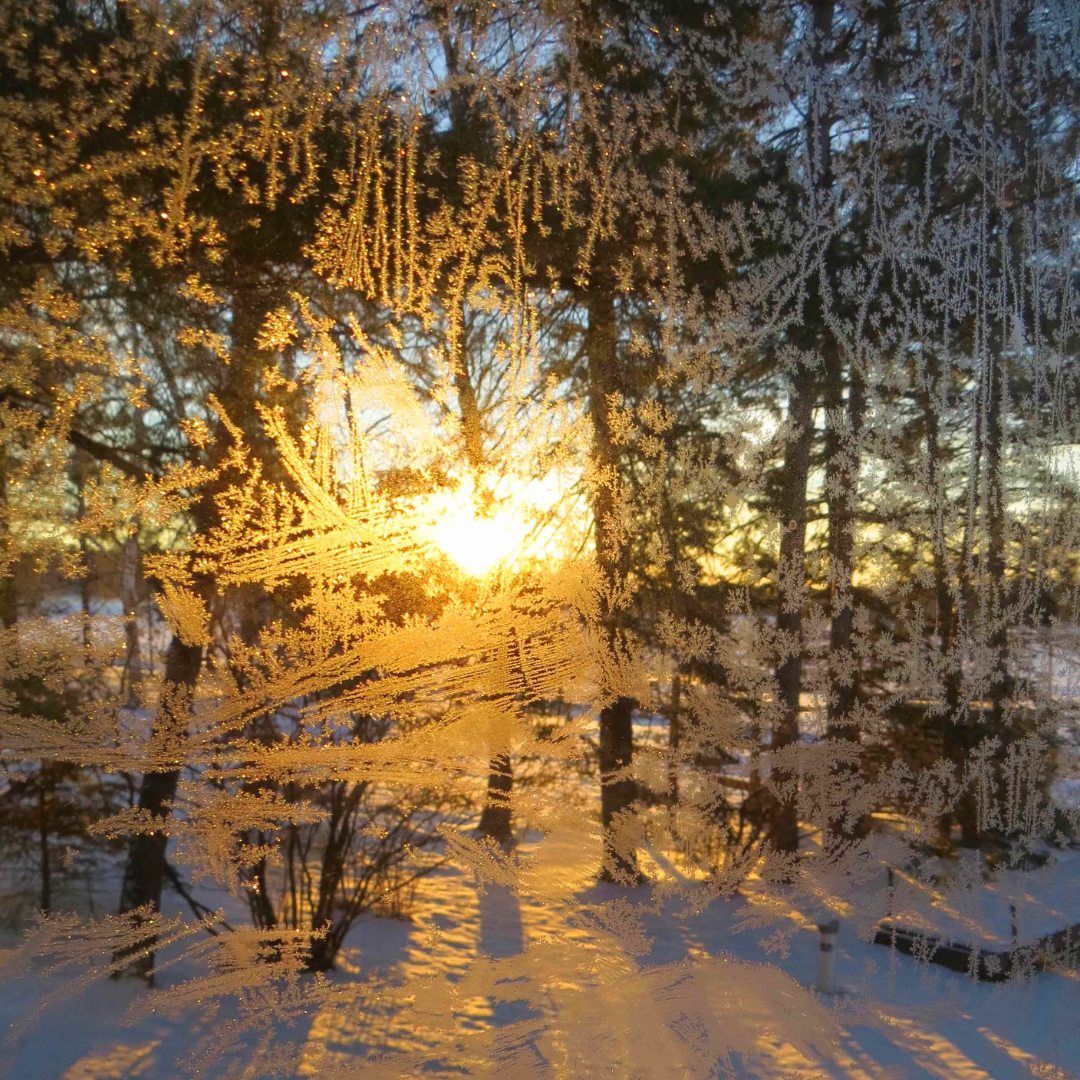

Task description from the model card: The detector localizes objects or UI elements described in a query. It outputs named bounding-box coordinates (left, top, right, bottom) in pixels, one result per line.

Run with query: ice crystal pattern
left=1, top=2, right=1079, bottom=1078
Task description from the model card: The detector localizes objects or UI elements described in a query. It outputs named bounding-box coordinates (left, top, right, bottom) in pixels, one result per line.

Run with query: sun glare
left=433, top=501, right=532, bottom=577
left=419, top=472, right=578, bottom=577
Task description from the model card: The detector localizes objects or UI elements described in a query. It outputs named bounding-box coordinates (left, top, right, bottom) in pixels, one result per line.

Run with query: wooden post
left=817, top=916, right=840, bottom=993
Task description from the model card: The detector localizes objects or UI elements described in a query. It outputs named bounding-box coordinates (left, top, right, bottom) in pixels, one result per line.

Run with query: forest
left=1, top=0, right=1079, bottom=1077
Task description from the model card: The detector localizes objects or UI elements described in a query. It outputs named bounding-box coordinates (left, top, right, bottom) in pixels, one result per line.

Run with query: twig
left=162, top=861, right=233, bottom=934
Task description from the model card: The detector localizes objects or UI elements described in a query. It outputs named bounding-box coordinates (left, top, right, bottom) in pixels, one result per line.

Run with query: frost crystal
left=1, top=1, right=1079, bottom=1077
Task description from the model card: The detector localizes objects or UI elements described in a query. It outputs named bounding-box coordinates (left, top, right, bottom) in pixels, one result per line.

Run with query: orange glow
left=421, top=472, right=576, bottom=577
left=428, top=496, right=531, bottom=576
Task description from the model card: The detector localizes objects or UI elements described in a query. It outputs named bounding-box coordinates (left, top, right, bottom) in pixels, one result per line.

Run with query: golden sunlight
left=420, top=472, right=580, bottom=576
left=430, top=497, right=532, bottom=577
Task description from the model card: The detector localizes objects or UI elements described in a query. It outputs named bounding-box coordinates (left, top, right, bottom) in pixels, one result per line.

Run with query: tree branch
left=162, top=860, right=232, bottom=934
left=68, top=430, right=153, bottom=480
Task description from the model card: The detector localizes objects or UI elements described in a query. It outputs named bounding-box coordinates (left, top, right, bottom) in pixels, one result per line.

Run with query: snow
left=3, top=822, right=1079, bottom=1079
left=874, top=849, right=1080, bottom=951
left=1012, top=627, right=1080, bottom=702
left=3, top=650, right=1079, bottom=1078
left=5, top=636, right=1080, bottom=1079
left=1053, top=779, right=1080, bottom=809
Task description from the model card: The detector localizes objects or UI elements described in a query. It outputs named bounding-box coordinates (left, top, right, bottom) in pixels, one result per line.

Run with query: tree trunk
left=667, top=671, right=682, bottom=808
left=114, top=633, right=202, bottom=981
left=447, top=310, right=517, bottom=846
left=38, top=780, right=51, bottom=914
left=943, top=359, right=982, bottom=850
left=0, top=445, right=16, bottom=632
left=803, top=0, right=850, bottom=846
left=818, top=0, right=901, bottom=849
left=477, top=752, right=514, bottom=843
left=822, top=373, right=865, bottom=664
left=984, top=343, right=1012, bottom=735
left=924, top=356, right=963, bottom=849
left=114, top=283, right=278, bottom=976
left=586, top=283, right=641, bottom=884
left=120, top=526, right=143, bottom=706
left=769, top=363, right=816, bottom=857
left=598, top=695, right=637, bottom=880
left=823, top=348, right=867, bottom=848
left=71, top=451, right=94, bottom=652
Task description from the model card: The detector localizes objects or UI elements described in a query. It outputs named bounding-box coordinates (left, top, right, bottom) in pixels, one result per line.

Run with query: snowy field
left=2, top=817, right=1078, bottom=1080
left=875, top=848, right=1080, bottom=952
left=2, top=617, right=1079, bottom=1078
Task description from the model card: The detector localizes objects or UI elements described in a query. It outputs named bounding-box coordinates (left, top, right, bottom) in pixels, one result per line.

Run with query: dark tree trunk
left=71, top=451, right=95, bottom=652
left=929, top=405, right=955, bottom=697
left=453, top=356, right=487, bottom=488
left=804, top=0, right=865, bottom=847
left=983, top=344, right=1013, bottom=735
left=764, top=0, right=835, bottom=860
left=947, top=339, right=1012, bottom=852
left=115, top=284, right=278, bottom=976
left=817, top=0, right=907, bottom=849
left=0, top=446, right=16, bottom=633
left=120, top=527, right=143, bottom=706
left=822, top=372, right=865, bottom=689
left=477, top=753, right=514, bottom=843
left=943, top=362, right=982, bottom=850
left=924, top=357, right=967, bottom=849
left=38, top=781, right=51, bottom=914
left=1, top=449, right=56, bottom=915
left=79, top=537, right=93, bottom=651
left=599, top=696, right=638, bottom=880
left=446, top=309, right=517, bottom=846
left=667, top=671, right=682, bottom=807
left=823, top=352, right=867, bottom=847
left=769, top=363, right=816, bottom=857
left=307, top=934, right=337, bottom=973
left=114, top=634, right=202, bottom=981
left=586, top=283, right=641, bottom=884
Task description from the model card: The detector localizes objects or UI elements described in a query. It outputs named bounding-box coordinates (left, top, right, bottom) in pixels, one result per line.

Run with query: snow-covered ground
left=2, top=815, right=1078, bottom=1080
left=4, top=617, right=1079, bottom=1078
left=876, top=848, right=1080, bottom=952
left=1012, top=626, right=1080, bottom=704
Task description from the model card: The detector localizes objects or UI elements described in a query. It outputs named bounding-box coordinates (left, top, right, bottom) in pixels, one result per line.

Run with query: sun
left=418, top=471, right=577, bottom=578
left=433, top=501, right=532, bottom=577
